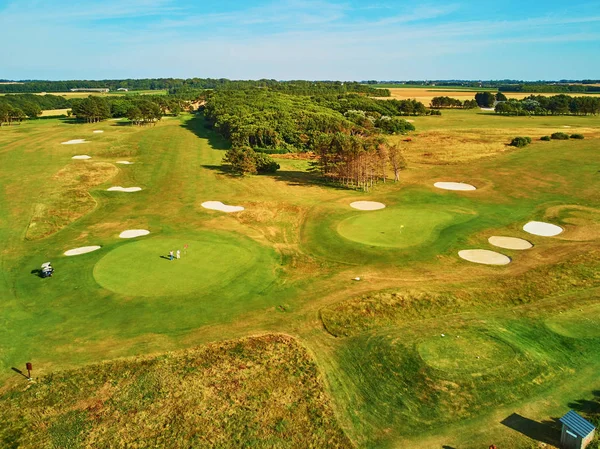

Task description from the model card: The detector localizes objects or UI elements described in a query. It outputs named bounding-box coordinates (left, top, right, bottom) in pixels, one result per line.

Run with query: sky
left=1, top=0, right=599, bottom=81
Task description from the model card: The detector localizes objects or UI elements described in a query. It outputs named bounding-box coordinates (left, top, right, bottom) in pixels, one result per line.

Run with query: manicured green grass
left=545, top=303, right=600, bottom=338
left=336, top=207, right=468, bottom=248
left=94, top=235, right=263, bottom=297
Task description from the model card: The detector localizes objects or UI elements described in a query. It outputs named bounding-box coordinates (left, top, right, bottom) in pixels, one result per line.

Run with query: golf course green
left=94, top=235, right=259, bottom=297
left=336, top=207, right=466, bottom=248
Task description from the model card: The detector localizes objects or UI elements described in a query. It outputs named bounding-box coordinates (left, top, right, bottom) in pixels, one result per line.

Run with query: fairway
left=94, top=235, right=259, bottom=297
left=545, top=303, right=600, bottom=338
left=336, top=207, right=465, bottom=248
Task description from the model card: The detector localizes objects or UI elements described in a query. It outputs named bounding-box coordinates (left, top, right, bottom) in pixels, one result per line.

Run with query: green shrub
left=510, top=136, right=532, bottom=148
left=551, top=132, right=570, bottom=140
left=254, top=152, right=280, bottom=173
left=540, top=135, right=551, bottom=141
left=570, top=134, right=585, bottom=139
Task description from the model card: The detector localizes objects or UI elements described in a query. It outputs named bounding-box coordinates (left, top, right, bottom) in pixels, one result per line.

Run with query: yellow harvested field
left=41, top=108, right=70, bottom=117
left=381, top=88, right=600, bottom=107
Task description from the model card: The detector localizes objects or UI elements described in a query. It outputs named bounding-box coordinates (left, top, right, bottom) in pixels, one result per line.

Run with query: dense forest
left=0, top=94, right=70, bottom=123
left=204, top=88, right=419, bottom=186
left=430, top=96, right=479, bottom=109
left=494, top=95, right=600, bottom=116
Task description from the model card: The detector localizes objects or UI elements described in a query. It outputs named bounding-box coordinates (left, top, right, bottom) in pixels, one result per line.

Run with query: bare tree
left=388, top=145, right=407, bottom=182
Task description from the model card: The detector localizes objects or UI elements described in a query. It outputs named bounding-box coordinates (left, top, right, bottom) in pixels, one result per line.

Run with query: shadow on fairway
left=30, top=269, right=43, bottom=278
left=159, top=255, right=170, bottom=260
left=568, top=390, right=600, bottom=416
left=500, top=413, right=561, bottom=446
left=180, top=113, right=230, bottom=150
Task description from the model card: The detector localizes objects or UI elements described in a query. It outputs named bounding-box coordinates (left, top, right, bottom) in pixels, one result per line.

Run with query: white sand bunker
left=116, top=161, right=134, bottom=165
left=523, top=221, right=563, bottom=237
left=93, top=130, right=104, bottom=133
left=488, top=236, right=533, bottom=250
left=64, top=245, right=101, bottom=256
left=107, top=186, right=142, bottom=192
left=119, top=229, right=150, bottom=239
left=72, top=155, right=92, bottom=160
left=434, top=182, right=477, bottom=191
left=201, top=201, right=245, bottom=213
left=458, top=249, right=511, bottom=265
left=62, top=139, right=87, bottom=145
left=350, top=201, right=386, bottom=211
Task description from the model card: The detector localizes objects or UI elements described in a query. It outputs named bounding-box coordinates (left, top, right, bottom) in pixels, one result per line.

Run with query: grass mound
left=337, top=207, right=459, bottom=248
left=546, top=304, right=600, bottom=339
left=417, top=331, right=516, bottom=374
left=0, top=334, right=352, bottom=449
left=94, top=235, right=259, bottom=297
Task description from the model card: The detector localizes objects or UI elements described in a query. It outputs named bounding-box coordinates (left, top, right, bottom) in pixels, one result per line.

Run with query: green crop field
left=1, top=108, right=600, bottom=448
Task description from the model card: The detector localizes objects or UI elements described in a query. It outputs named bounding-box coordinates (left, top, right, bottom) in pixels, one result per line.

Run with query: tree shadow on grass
left=568, top=390, right=600, bottom=417
left=180, top=113, right=231, bottom=151
left=500, top=413, right=561, bottom=446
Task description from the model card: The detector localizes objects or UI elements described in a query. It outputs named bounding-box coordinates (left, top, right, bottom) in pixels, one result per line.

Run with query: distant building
left=117, top=88, right=128, bottom=91
left=560, top=410, right=596, bottom=449
left=69, top=88, right=109, bottom=93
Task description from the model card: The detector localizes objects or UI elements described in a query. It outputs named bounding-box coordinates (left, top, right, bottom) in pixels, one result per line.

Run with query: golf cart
left=41, top=262, right=54, bottom=278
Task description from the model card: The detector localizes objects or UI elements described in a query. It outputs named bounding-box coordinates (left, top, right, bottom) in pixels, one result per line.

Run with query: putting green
left=545, top=303, right=600, bottom=339
left=337, top=207, right=460, bottom=248
left=94, top=236, right=258, bottom=297
left=418, top=331, right=516, bottom=374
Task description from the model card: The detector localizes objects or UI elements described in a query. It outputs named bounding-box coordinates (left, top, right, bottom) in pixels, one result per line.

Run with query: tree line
left=499, top=84, right=600, bottom=94
left=0, top=94, right=70, bottom=124
left=430, top=96, right=478, bottom=109
left=494, top=95, right=600, bottom=116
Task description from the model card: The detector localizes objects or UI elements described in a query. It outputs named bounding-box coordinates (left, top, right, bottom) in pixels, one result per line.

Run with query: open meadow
left=1, top=108, right=600, bottom=448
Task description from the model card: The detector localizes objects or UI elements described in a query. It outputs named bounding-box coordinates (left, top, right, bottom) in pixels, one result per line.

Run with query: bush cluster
left=551, top=132, right=570, bottom=140
left=510, top=136, right=532, bottom=148
left=540, top=136, right=551, bottom=141
left=571, top=133, right=585, bottom=139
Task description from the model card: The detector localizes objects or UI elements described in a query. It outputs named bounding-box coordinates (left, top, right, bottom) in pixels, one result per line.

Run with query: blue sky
left=1, top=0, right=599, bottom=80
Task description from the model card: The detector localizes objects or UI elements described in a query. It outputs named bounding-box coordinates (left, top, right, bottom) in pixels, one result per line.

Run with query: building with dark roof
left=560, top=410, right=596, bottom=449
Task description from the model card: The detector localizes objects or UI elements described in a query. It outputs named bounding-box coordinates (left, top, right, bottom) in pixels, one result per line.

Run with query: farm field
left=1, top=109, right=600, bottom=448
left=382, top=87, right=600, bottom=107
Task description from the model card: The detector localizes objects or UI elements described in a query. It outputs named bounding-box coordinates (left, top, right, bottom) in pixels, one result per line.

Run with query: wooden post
left=26, top=362, right=32, bottom=380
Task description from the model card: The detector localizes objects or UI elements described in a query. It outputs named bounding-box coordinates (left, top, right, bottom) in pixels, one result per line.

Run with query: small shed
left=560, top=410, right=596, bottom=449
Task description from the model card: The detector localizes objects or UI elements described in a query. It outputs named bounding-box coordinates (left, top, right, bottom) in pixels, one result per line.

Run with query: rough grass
left=0, top=334, right=352, bottom=449
left=25, top=162, right=118, bottom=240
left=321, top=251, right=600, bottom=337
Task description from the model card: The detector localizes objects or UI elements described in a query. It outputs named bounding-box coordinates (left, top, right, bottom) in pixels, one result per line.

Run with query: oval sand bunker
left=458, top=249, right=511, bottom=265
left=434, top=182, right=477, bottom=191
left=523, top=221, right=563, bottom=237
left=93, top=130, right=104, bottom=133
left=64, top=246, right=101, bottom=256
left=202, top=201, right=244, bottom=213
left=62, top=139, right=87, bottom=145
left=116, top=161, right=134, bottom=165
left=119, top=229, right=150, bottom=239
left=350, top=201, right=386, bottom=211
left=107, top=186, right=142, bottom=192
left=72, top=155, right=92, bottom=160
left=488, top=236, right=533, bottom=250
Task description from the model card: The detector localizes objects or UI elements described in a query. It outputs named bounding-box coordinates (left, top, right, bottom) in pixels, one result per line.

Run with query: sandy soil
left=523, top=221, right=563, bottom=237
left=119, top=229, right=150, bottom=238
left=107, top=186, right=142, bottom=192
left=64, top=246, right=101, bottom=256
left=434, top=182, right=476, bottom=191
left=458, top=249, right=511, bottom=265
left=488, top=236, right=533, bottom=250
left=350, top=201, right=386, bottom=211
left=201, top=201, right=245, bottom=213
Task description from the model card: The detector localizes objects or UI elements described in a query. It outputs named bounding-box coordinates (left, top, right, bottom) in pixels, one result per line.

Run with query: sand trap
left=523, top=221, right=563, bottom=237
left=350, top=201, right=386, bottom=211
left=488, top=236, right=533, bottom=250
left=116, top=161, right=134, bottom=165
left=93, top=130, right=104, bottom=133
left=480, top=107, right=495, bottom=112
left=62, top=139, right=87, bottom=145
left=458, top=249, right=511, bottom=265
left=119, top=229, right=150, bottom=239
left=71, top=155, right=92, bottom=160
left=64, top=245, right=101, bottom=256
left=107, top=186, right=142, bottom=192
left=406, top=119, right=415, bottom=123
left=434, top=182, right=477, bottom=191
left=201, top=201, right=245, bottom=213
left=562, top=126, right=571, bottom=128
left=110, top=118, right=124, bottom=121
